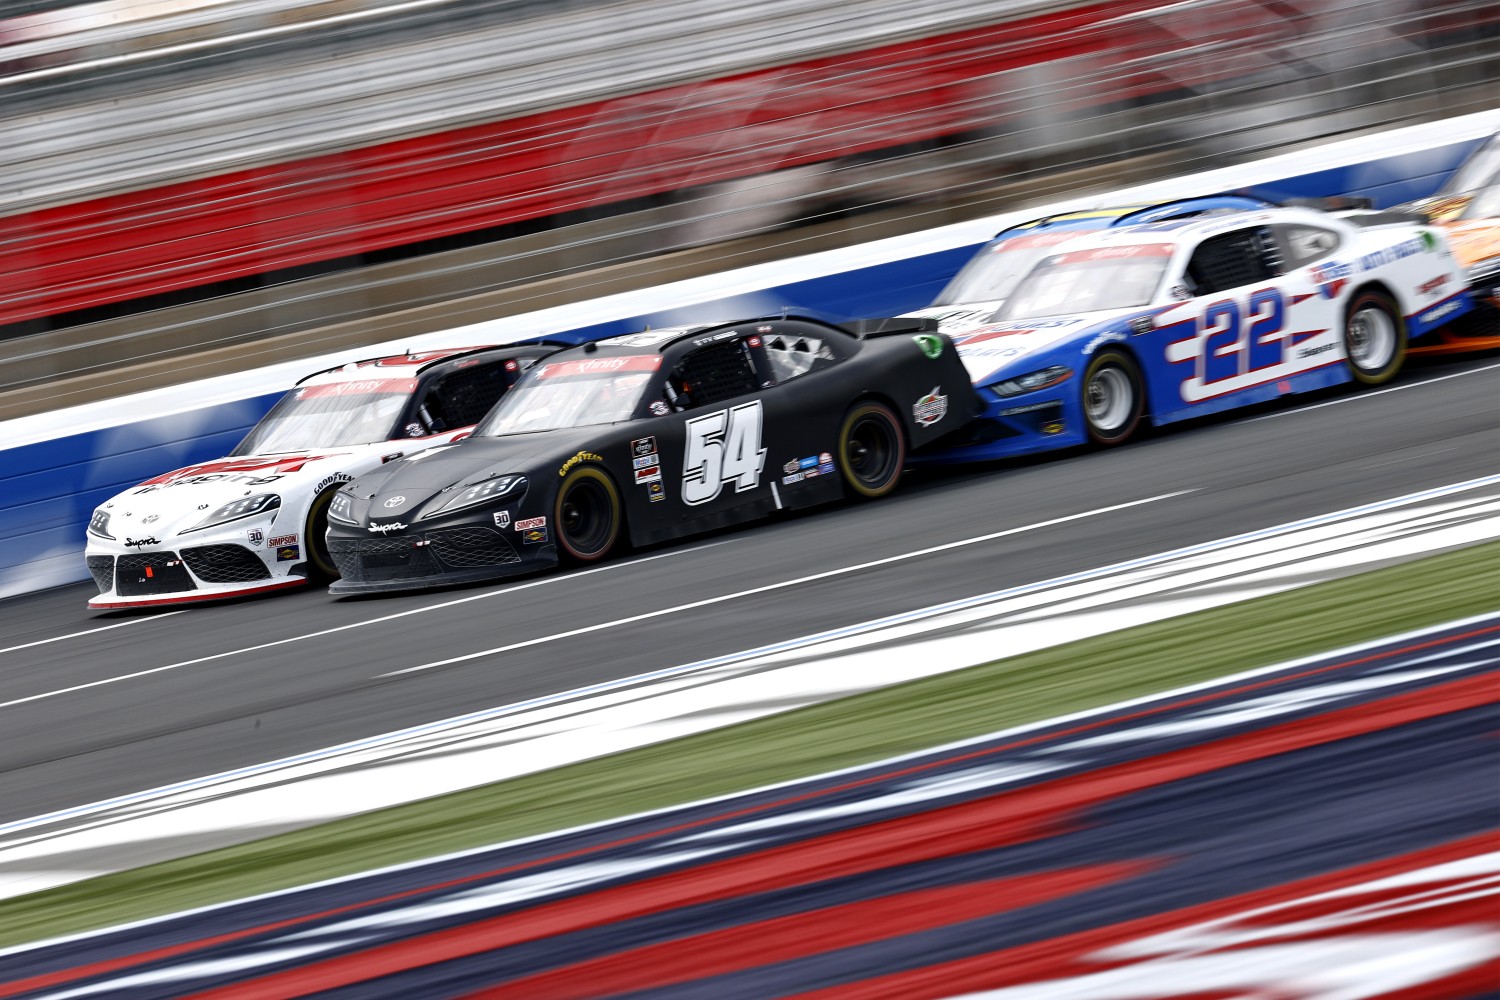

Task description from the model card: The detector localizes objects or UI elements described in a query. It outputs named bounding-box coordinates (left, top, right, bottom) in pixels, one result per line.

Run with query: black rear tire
left=1343, top=289, right=1406, bottom=385
left=839, top=401, right=906, bottom=499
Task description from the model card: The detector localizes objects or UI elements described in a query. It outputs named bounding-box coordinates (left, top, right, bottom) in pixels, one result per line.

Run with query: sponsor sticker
left=632, top=455, right=659, bottom=470
left=648, top=400, right=670, bottom=416
left=268, top=533, right=297, bottom=547
left=124, top=537, right=160, bottom=548
left=647, top=481, right=665, bottom=502
left=631, top=436, right=658, bottom=458
left=514, top=516, right=547, bottom=531
left=521, top=527, right=549, bottom=545
left=276, top=545, right=300, bottom=562
left=635, top=465, right=662, bottom=484
left=782, top=472, right=804, bottom=485
left=913, top=386, right=948, bottom=427
left=247, top=528, right=264, bottom=546
left=1419, top=298, right=1461, bottom=325
left=803, top=467, right=819, bottom=479
left=817, top=462, right=835, bottom=475
left=1416, top=274, right=1448, bottom=296
left=559, top=451, right=604, bottom=477
left=314, top=473, right=353, bottom=493
left=783, top=460, right=800, bottom=475
left=1297, top=343, right=1337, bottom=358
left=912, top=333, right=944, bottom=359
left=493, top=511, right=510, bottom=528
left=819, top=452, right=832, bottom=465
left=999, top=399, right=1060, bottom=416
left=798, top=456, right=818, bottom=470
left=367, top=522, right=407, bottom=534
left=1041, top=421, right=1065, bottom=435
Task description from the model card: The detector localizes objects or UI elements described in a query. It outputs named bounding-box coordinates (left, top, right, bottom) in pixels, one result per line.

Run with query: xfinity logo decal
left=367, top=522, right=408, bottom=534
left=384, top=496, right=407, bottom=508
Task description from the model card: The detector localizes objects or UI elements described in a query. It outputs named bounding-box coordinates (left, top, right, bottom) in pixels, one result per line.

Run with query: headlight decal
left=328, top=491, right=359, bottom=525
left=183, top=494, right=282, bottom=533
left=418, top=475, right=528, bottom=520
left=990, top=365, right=1073, bottom=399
left=87, top=508, right=114, bottom=539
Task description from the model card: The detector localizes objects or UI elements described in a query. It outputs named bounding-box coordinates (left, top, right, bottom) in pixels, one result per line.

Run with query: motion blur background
left=1, top=0, right=1496, bottom=416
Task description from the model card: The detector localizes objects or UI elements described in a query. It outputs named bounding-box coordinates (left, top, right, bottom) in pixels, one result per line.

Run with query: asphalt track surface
left=1, top=616, right=1495, bottom=998
left=0, top=356, right=1497, bottom=833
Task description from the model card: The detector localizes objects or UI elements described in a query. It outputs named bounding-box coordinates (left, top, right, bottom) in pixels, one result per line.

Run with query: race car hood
left=96, top=451, right=356, bottom=540
left=903, top=301, right=1005, bottom=336
left=347, top=431, right=596, bottom=514
left=952, top=312, right=1130, bottom=384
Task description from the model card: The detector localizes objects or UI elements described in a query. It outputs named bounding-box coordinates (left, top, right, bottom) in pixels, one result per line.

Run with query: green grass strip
left=3, top=541, right=1497, bottom=948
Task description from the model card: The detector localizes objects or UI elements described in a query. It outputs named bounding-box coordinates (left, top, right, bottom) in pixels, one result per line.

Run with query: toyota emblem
left=384, top=496, right=406, bottom=508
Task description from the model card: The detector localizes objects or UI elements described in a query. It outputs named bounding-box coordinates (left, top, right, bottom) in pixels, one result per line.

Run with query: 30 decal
left=681, top=401, right=768, bottom=505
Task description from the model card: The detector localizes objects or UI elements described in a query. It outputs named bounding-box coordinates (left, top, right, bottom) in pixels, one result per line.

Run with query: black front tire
left=554, top=466, right=623, bottom=563
left=304, top=487, right=342, bottom=582
left=839, top=401, right=906, bottom=499
left=1082, top=350, right=1144, bottom=446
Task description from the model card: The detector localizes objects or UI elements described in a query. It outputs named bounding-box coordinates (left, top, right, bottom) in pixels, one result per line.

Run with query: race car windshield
left=476, top=357, right=658, bottom=435
left=232, top=384, right=412, bottom=454
left=1459, top=183, right=1500, bottom=220
left=1438, top=136, right=1500, bottom=196
left=931, top=233, right=1079, bottom=306
left=998, top=246, right=1172, bottom=321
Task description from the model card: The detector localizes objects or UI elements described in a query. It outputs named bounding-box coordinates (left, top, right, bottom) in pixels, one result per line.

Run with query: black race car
left=326, top=316, right=980, bottom=593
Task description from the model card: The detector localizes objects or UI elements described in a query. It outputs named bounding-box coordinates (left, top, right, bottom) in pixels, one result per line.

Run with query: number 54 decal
left=682, top=401, right=768, bottom=505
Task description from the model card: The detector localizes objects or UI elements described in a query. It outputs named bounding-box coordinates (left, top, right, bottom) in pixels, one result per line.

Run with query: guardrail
left=0, top=112, right=1493, bottom=600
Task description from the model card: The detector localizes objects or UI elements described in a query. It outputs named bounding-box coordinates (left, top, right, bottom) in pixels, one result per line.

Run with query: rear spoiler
left=845, top=316, right=940, bottom=339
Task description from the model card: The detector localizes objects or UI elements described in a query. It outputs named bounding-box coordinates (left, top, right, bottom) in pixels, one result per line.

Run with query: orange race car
left=1403, top=132, right=1500, bottom=355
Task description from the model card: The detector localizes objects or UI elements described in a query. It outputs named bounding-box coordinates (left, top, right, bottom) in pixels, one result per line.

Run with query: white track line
left=0, top=494, right=1185, bottom=710
left=0, top=612, right=184, bottom=657
left=385, top=491, right=1193, bottom=676
left=4, top=610, right=1494, bottom=959
left=1247, top=362, right=1500, bottom=422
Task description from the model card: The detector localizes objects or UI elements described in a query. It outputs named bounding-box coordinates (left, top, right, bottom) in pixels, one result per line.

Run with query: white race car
left=84, top=344, right=557, bottom=609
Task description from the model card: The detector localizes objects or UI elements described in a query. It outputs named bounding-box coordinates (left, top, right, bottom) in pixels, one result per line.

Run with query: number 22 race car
left=916, top=205, right=1473, bottom=463
left=326, top=316, right=980, bottom=594
left=84, top=344, right=557, bottom=609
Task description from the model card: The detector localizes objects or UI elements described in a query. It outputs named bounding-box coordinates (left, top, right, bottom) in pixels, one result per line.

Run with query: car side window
left=419, top=364, right=511, bottom=432
left=669, top=338, right=763, bottom=409
left=1183, top=227, right=1278, bottom=296
left=761, top=334, right=837, bottom=383
left=1275, top=224, right=1341, bottom=268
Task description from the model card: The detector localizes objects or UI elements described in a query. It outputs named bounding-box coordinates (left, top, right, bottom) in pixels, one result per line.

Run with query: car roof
left=1039, top=206, right=1348, bottom=254
left=297, top=344, right=551, bottom=387
left=994, top=195, right=1273, bottom=242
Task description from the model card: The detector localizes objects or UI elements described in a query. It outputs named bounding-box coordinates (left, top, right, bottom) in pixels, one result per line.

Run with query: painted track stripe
left=30, top=663, right=1494, bottom=1000
left=454, top=866, right=1150, bottom=1000
left=385, top=491, right=1195, bottom=676
left=0, top=612, right=184, bottom=657
left=790, top=832, right=1500, bottom=1000
left=3, top=615, right=1493, bottom=973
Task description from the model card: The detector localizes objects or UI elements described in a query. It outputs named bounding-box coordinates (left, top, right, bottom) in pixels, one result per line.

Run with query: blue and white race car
left=914, top=205, right=1472, bottom=462
left=907, top=196, right=1274, bottom=335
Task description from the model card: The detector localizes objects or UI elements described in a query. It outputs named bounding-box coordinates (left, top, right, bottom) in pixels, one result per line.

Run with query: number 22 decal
left=681, top=401, right=768, bottom=505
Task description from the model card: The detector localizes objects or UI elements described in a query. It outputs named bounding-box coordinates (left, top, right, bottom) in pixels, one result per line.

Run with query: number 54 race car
left=84, top=344, right=557, bottom=609
left=914, top=205, right=1474, bottom=463
left=326, top=316, right=980, bottom=594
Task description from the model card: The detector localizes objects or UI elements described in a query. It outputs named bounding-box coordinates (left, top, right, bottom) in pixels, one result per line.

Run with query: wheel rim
left=846, top=413, right=898, bottom=489
left=1348, top=305, right=1396, bottom=371
left=560, top=479, right=614, bottom=556
left=1086, top=366, right=1134, bottom=432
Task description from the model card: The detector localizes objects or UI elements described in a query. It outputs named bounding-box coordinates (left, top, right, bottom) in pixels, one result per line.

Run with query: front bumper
left=85, top=542, right=307, bottom=609
left=327, top=523, right=552, bottom=594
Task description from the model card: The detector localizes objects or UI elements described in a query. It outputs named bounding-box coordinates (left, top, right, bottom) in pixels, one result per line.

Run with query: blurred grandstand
left=0, top=0, right=1494, bottom=415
